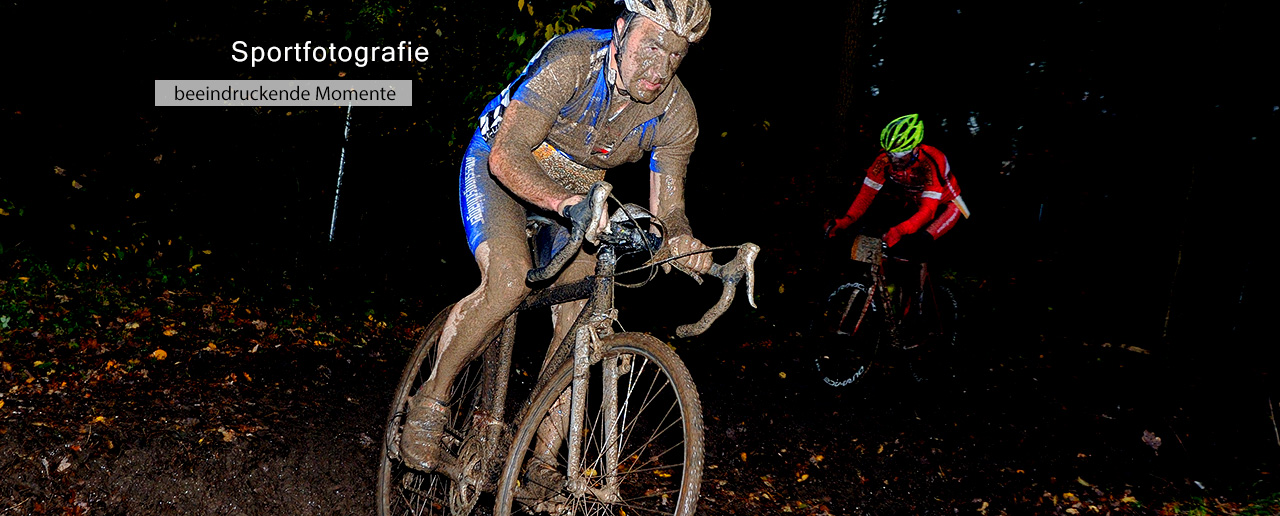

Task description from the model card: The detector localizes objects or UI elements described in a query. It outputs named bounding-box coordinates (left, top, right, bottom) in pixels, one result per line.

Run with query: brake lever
left=675, top=243, right=760, bottom=338
left=526, top=182, right=612, bottom=284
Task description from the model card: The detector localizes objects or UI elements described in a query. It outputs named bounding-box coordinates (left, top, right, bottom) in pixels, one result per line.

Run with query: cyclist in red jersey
left=825, top=113, right=970, bottom=247
left=823, top=114, right=971, bottom=340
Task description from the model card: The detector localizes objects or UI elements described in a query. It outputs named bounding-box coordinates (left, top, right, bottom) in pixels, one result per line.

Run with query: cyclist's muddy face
left=615, top=16, right=688, bottom=104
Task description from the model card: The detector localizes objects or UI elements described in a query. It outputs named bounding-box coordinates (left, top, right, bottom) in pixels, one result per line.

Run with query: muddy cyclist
left=398, top=0, right=715, bottom=473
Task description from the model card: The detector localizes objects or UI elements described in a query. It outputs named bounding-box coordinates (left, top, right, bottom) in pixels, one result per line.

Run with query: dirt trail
left=3, top=299, right=1277, bottom=515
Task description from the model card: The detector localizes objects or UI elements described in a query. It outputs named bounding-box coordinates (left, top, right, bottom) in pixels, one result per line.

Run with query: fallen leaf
left=797, top=474, right=809, bottom=482
left=740, top=452, right=748, bottom=462
left=150, top=349, right=168, bottom=360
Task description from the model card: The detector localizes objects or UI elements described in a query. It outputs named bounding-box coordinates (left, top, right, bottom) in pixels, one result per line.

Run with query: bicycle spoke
left=605, top=459, right=687, bottom=481
left=500, top=337, right=699, bottom=516
left=618, top=358, right=676, bottom=447
left=392, top=467, right=447, bottom=515
left=618, top=407, right=681, bottom=471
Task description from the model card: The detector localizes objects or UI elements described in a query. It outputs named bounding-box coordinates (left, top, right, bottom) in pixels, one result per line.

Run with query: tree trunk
left=831, top=0, right=865, bottom=168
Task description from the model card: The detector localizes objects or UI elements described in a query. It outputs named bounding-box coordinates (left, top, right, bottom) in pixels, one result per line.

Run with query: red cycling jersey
left=835, top=144, right=964, bottom=243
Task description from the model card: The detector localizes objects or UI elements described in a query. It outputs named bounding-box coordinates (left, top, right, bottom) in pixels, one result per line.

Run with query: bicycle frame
left=849, top=234, right=938, bottom=348
left=455, top=213, right=755, bottom=503
left=380, top=181, right=757, bottom=516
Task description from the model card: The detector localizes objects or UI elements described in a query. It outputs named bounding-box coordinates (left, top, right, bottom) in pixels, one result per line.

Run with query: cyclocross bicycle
left=378, top=182, right=759, bottom=516
left=811, top=233, right=958, bottom=387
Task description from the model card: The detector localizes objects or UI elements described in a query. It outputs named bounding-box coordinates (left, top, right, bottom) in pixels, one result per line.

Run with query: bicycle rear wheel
left=899, top=280, right=960, bottom=383
left=811, top=282, right=882, bottom=387
left=494, top=333, right=704, bottom=516
left=896, top=279, right=958, bottom=350
left=378, top=305, right=496, bottom=516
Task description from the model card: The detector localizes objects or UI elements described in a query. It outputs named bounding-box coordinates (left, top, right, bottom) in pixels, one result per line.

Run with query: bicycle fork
left=563, top=246, right=623, bottom=504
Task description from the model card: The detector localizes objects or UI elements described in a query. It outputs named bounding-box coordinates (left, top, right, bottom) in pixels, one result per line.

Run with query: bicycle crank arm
left=675, top=242, right=759, bottom=338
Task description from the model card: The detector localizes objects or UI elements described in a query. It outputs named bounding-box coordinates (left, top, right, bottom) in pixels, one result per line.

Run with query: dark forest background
left=3, top=0, right=1275, bottom=366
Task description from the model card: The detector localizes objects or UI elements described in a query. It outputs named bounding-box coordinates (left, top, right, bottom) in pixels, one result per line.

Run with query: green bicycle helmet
left=880, top=114, right=925, bottom=153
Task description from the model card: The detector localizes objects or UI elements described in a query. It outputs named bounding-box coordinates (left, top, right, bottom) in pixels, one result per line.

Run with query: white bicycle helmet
left=616, top=0, right=711, bottom=43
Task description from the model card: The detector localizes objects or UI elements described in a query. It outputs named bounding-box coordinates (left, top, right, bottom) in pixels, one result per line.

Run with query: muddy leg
left=399, top=159, right=529, bottom=473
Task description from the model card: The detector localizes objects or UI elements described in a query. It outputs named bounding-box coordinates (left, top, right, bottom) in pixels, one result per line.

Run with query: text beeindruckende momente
left=173, top=84, right=397, bottom=102
left=231, top=40, right=428, bottom=68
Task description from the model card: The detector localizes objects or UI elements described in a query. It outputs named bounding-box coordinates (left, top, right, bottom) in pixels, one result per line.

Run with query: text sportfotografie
left=231, top=41, right=428, bottom=68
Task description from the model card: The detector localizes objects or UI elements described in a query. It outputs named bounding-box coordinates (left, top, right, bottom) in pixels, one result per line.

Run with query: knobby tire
left=812, top=282, right=882, bottom=387
left=494, top=333, right=704, bottom=516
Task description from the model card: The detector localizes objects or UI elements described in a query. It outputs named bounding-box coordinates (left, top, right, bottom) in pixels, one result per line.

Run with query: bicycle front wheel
left=495, top=333, right=704, bottom=516
left=811, top=282, right=882, bottom=387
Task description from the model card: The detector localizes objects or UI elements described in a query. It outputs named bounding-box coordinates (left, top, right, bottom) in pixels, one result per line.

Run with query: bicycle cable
left=607, top=192, right=660, bottom=288
left=600, top=192, right=737, bottom=286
